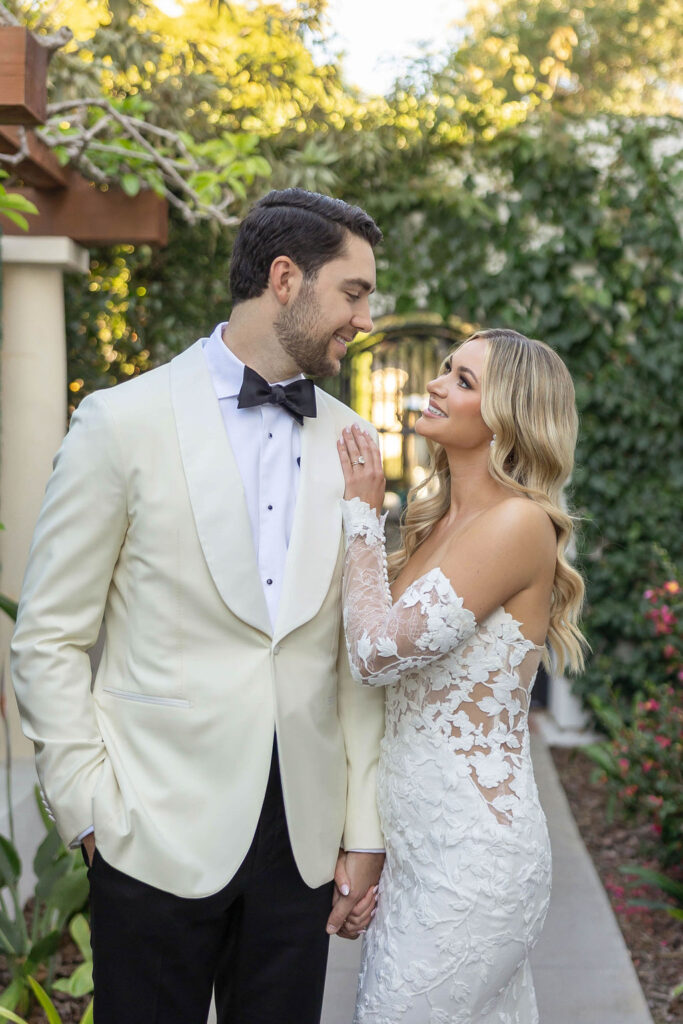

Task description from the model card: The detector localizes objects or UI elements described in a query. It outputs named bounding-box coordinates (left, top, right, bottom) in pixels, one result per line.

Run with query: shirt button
left=266, top=578, right=273, bottom=585
left=267, top=504, right=273, bottom=511
left=273, top=644, right=281, bottom=656
left=268, top=432, right=273, bottom=439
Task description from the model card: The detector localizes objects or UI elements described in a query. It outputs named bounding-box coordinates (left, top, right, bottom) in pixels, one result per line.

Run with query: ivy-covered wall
left=365, top=114, right=683, bottom=704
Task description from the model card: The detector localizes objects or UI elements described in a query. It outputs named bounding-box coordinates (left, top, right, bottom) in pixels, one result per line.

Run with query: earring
left=490, top=433, right=496, bottom=448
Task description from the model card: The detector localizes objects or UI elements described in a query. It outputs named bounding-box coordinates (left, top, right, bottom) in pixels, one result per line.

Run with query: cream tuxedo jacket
left=11, top=340, right=384, bottom=898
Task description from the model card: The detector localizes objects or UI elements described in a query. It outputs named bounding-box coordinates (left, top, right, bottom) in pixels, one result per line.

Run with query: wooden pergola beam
left=0, top=27, right=48, bottom=124
left=0, top=125, right=67, bottom=188
left=1, top=170, right=168, bottom=245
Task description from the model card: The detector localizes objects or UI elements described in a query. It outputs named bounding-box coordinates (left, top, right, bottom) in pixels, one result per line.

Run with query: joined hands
left=326, top=850, right=384, bottom=940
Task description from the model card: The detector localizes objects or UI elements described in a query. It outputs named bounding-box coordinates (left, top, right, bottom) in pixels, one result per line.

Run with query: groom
left=11, top=188, right=385, bottom=1023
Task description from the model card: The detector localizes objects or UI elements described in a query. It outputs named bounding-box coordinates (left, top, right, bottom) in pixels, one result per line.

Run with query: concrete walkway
left=321, top=726, right=654, bottom=1024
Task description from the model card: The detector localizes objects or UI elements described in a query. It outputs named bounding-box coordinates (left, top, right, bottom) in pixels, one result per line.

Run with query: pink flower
left=618, top=758, right=629, bottom=771
left=642, top=760, right=654, bottom=773
left=664, top=580, right=680, bottom=594
left=644, top=589, right=654, bottom=600
left=623, top=784, right=638, bottom=797
left=642, top=699, right=660, bottom=712
left=654, top=735, right=671, bottom=749
left=647, top=795, right=664, bottom=807
left=663, top=646, right=676, bottom=660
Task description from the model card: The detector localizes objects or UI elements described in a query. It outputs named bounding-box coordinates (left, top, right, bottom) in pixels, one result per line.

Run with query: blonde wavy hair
left=388, top=328, right=588, bottom=674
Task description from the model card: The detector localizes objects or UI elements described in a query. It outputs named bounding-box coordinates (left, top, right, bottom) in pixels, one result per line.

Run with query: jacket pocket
left=102, top=687, right=192, bottom=709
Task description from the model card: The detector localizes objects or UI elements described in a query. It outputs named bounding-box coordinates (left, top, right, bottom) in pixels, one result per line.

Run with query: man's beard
left=274, top=278, right=339, bottom=378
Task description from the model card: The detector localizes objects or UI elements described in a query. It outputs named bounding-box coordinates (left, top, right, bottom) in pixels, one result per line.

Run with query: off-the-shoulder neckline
left=393, top=566, right=546, bottom=651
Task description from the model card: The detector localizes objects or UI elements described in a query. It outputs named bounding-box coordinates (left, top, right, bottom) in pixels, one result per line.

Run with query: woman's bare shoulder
left=450, top=496, right=556, bottom=567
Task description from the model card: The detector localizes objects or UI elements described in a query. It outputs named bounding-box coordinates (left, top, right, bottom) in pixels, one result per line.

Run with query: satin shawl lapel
left=274, top=391, right=344, bottom=643
left=170, top=341, right=271, bottom=636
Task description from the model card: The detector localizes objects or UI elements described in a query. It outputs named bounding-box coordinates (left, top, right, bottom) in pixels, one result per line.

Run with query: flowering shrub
left=585, top=569, right=682, bottom=869
left=643, top=578, right=682, bottom=669
left=588, top=685, right=682, bottom=868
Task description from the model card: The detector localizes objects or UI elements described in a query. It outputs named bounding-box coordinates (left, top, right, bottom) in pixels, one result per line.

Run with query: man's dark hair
left=229, top=188, right=382, bottom=305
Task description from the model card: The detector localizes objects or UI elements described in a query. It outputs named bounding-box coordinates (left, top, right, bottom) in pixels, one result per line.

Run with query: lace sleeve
left=341, top=498, right=477, bottom=687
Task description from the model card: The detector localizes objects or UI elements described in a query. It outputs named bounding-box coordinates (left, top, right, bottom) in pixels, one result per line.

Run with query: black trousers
left=87, top=742, right=334, bottom=1024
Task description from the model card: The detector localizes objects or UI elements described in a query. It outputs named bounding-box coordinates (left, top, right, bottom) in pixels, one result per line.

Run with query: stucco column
left=0, top=235, right=89, bottom=758
left=549, top=672, right=590, bottom=731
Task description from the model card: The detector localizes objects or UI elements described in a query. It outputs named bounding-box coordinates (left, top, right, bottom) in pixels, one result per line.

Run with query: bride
left=336, top=328, right=587, bottom=1024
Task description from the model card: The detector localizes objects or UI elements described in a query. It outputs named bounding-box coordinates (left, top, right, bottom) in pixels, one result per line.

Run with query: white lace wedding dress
left=341, top=498, right=552, bottom=1024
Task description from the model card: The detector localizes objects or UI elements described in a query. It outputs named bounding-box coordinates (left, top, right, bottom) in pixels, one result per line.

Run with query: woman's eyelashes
left=441, top=360, right=471, bottom=389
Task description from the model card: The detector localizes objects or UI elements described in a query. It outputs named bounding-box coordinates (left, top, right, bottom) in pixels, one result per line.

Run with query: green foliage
left=0, top=976, right=93, bottom=1024
left=0, top=173, right=37, bottom=232
left=4, top=2, right=276, bottom=222
left=444, top=0, right=683, bottom=120
left=583, top=564, right=681, bottom=867
left=585, top=683, right=682, bottom=867
left=52, top=914, right=93, bottom=999
left=63, top=210, right=238, bottom=402
left=0, top=796, right=89, bottom=1015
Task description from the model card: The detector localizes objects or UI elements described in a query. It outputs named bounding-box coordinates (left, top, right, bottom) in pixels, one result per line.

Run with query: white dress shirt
left=203, top=323, right=303, bottom=630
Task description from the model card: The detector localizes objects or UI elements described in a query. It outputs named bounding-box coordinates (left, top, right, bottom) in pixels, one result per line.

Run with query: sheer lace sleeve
left=341, top=498, right=478, bottom=687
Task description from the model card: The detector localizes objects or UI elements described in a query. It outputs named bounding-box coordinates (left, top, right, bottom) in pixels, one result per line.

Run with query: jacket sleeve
left=11, top=392, right=129, bottom=847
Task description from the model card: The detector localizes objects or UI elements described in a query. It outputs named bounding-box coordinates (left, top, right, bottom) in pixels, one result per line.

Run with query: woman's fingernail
left=327, top=924, right=338, bottom=934
left=372, top=885, right=379, bottom=894
left=371, top=908, right=377, bottom=917
left=341, top=883, right=350, bottom=896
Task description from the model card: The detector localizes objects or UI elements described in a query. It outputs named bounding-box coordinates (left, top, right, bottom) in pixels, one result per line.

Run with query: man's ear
left=269, top=255, right=303, bottom=305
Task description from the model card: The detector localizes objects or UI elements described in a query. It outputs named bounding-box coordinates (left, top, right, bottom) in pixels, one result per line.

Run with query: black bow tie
left=237, top=365, right=317, bottom=425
